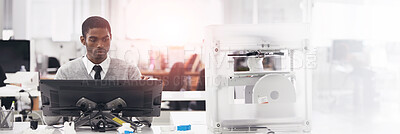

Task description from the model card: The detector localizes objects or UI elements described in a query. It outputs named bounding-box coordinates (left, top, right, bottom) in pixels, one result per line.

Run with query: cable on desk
left=30, top=110, right=45, bottom=125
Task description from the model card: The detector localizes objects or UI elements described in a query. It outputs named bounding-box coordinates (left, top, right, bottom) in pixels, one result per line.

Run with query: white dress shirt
left=82, top=54, right=110, bottom=80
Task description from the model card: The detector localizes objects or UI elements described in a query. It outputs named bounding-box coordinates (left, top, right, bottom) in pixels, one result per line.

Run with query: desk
left=1, top=111, right=310, bottom=134
left=141, top=71, right=199, bottom=77
left=0, top=111, right=309, bottom=134
left=7, top=123, right=308, bottom=134
left=141, top=71, right=200, bottom=91
left=162, top=91, right=206, bottom=101
left=7, top=122, right=208, bottom=134
left=0, top=85, right=41, bottom=110
left=42, top=72, right=200, bottom=77
left=0, top=85, right=40, bottom=97
left=5, top=111, right=209, bottom=134
left=39, top=74, right=56, bottom=80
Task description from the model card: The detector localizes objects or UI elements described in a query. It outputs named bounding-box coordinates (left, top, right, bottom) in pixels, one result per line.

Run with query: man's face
left=80, top=28, right=111, bottom=63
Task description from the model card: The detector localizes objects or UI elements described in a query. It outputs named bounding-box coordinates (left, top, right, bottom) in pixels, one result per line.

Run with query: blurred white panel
left=316, top=0, right=365, bottom=4
left=30, top=0, right=53, bottom=38
left=125, top=0, right=222, bottom=45
left=311, top=3, right=369, bottom=46
left=51, top=0, right=73, bottom=41
left=258, top=0, right=304, bottom=23
left=369, top=5, right=400, bottom=41
left=312, top=1, right=400, bottom=134
left=12, top=0, right=30, bottom=40
left=0, top=1, right=3, bottom=38
left=206, top=23, right=308, bottom=49
left=223, top=0, right=253, bottom=24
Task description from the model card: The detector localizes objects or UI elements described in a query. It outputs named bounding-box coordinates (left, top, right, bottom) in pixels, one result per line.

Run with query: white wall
left=108, top=0, right=223, bottom=69
left=0, top=0, right=3, bottom=38
left=27, top=0, right=111, bottom=68
left=223, top=0, right=306, bottom=24
left=29, top=0, right=52, bottom=38
left=311, top=0, right=400, bottom=133
left=123, top=0, right=223, bottom=44
left=12, top=0, right=30, bottom=40
left=29, top=0, right=109, bottom=41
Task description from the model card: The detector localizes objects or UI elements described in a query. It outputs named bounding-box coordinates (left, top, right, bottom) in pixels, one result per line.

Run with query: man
left=55, top=16, right=142, bottom=80
left=45, top=16, right=150, bottom=125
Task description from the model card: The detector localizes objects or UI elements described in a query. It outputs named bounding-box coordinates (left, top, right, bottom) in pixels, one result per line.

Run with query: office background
left=1, top=0, right=400, bottom=133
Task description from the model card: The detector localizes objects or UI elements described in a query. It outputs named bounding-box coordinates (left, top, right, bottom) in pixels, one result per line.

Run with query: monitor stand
left=73, top=97, right=145, bottom=132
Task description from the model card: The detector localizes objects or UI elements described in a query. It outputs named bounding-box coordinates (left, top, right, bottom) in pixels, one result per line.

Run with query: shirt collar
left=82, top=54, right=110, bottom=75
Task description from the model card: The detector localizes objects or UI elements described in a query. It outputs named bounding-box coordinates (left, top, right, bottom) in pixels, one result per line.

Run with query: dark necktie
left=93, top=65, right=102, bottom=80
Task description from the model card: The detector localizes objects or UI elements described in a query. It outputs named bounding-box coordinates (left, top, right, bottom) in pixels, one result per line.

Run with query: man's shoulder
left=58, top=57, right=83, bottom=71
left=110, top=58, right=136, bottom=68
left=55, top=57, right=84, bottom=79
left=106, top=58, right=141, bottom=80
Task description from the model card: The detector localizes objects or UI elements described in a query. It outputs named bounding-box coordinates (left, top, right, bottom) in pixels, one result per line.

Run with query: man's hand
left=141, top=75, right=149, bottom=80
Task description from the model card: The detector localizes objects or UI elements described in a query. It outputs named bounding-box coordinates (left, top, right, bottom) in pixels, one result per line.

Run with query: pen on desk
left=10, top=101, right=14, bottom=110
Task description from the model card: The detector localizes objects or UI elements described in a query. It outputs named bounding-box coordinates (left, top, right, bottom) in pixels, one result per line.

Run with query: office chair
left=163, top=62, right=189, bottom=110
left=189, top=69, right=205, bottom=110
left=163, top=62, right=185, bottom=91
left=47, top=57, right=60, bottom=74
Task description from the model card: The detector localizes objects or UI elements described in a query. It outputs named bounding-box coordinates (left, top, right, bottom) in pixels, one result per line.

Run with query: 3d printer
left=203, top=24, right=313, bottom=133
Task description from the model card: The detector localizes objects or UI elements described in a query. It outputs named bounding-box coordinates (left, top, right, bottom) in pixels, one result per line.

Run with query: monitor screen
left=40, top=80, right=163, bottom=117
left=0, top=40, right=30, bottom=73
left=331, top=40, right=363, bottom=62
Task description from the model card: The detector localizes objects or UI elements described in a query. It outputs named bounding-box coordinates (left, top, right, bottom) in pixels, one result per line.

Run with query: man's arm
left=129, top=66, right=142, bottom=80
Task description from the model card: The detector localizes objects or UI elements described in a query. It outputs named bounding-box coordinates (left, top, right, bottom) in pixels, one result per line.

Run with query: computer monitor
left=0, top=40, right=30, bottom=73
left=331, top=40, right=363, bottom=62
left=0, top=64, right=6, bottom=87
left=40, top=80, right=163, bottom=117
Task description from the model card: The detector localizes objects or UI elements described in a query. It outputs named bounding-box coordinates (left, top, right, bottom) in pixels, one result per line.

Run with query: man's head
left=80, top=16, right=112, bottom=64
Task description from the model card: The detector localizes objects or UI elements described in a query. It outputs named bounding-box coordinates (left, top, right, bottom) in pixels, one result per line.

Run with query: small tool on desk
left=30, top=120, right=38, bottom=130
